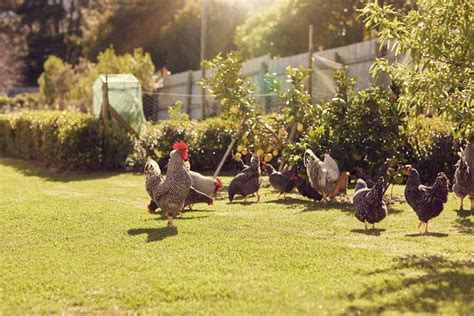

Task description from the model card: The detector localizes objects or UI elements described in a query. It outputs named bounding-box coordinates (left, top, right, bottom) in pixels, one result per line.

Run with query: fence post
left=308, top=24, right=314, bottom=101
left=200, top=0, right=208, bottom=120
left=100, top=75, right=110, bottom=122
left=186, top=70, right=193, bottom=115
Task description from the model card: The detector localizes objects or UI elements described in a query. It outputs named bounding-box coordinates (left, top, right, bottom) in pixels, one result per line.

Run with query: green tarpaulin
left=92, top=74, right=147, bottom=136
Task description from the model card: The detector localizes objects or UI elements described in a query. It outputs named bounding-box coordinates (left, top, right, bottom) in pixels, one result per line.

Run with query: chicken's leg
left=459, top=197, right=464, bottom=211
left=166, top=211, right=174, bottom=227
left=418, top=221, right=424, bottom=228
left=424, top=221, right=429, bottom=234
left=372, top=224, right=375, bottom=230
left=256, top=191, right=261, bottom=202
left=364, top=221, right=368, bottom=231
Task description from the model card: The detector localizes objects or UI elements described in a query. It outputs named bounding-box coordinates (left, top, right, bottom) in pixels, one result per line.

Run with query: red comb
left=214, top=177, right=223, bottom=194
left=208, top=198, right=214, bottom=206
left=172, top=140, right=188, bottom=151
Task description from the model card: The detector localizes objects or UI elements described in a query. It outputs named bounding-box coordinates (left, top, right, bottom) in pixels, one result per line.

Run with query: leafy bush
left=0, top=111, right=132, bottom=170
left=287, top=70, right=406, bottom=176
left=406, top=115, right=462, bottom=183
left=127, top=117, right=235, bottom=171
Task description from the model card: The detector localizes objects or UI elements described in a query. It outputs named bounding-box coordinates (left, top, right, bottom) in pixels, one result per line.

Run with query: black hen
left=295, top=176, right=323, bottom=201
left=228, top=154, right=261, bottom=202
left=353, top=177, right=387, bottom=230
left=263, top=163, right=296, bottom=198
left=404, top=168, right=449, bottom=234
left=184, top=187, right=214, bottom=209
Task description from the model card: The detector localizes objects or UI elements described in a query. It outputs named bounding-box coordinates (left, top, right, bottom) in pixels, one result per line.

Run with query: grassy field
left=0, top=158, right=473, bottom=315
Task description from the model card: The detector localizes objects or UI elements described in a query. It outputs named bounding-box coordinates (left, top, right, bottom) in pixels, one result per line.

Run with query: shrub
left=0, top=111, right=132, bottom=171
left=405, top=115, right=462, bottom=183
left=127, top=117, right=235, bottom=172
left=287, top=70, right=406, bottom=176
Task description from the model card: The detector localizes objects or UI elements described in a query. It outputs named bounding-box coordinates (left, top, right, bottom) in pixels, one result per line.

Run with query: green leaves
left=361, top=0, right=473, bottom=137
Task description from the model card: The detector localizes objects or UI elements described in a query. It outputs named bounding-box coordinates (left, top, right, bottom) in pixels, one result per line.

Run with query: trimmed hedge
left=0, top=111, right=132, bottom=170
left=128, top=117, right=235, bottom=171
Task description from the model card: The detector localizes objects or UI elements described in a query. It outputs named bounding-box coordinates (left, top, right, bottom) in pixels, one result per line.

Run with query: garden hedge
left=0, top=111, right=132, bottom=171
left=0, top=111, right=463, bottom=179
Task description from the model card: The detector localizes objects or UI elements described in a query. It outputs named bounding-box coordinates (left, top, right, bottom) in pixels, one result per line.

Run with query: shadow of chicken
left=452, top=143, right=474, bottom=211
left=353, top=177, right=387, bottom=230
left=404, top=167, right=449, bottom=234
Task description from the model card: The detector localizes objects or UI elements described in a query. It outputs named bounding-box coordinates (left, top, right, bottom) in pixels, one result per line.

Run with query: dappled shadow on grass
left=405, top=232, right=449, bottom=238
left=454, top=217, right=473, bottom=234
left=351, top=228, right=386, bottom=236
left=345, top=255, right=474, bottom=314
left=0, top=158, right=122, bottom=182
left=456, top=209, right=473, bottom=218
left=127, top=226, right=178, bottom=242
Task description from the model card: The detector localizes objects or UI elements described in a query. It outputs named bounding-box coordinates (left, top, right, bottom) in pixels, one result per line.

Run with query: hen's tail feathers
left=354, top=179, right=368, bottom=193
left=214, top=177, right=223, bottom=194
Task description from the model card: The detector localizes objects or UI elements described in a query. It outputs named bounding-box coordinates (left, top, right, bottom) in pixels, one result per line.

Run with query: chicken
left=184, top=187, right=214, bottom=209
left=295, top=176, right=323, bottom=201
left=147, top=186, right=214, bottom=214
left=353, top=177, right=388, bottom=230
left=151, top=141, right=192, bottom=227
left=304, top=149, right=349, bottom=201
left=262, top=163, right=296, bottom=198
left=452, top=143, right=474, bottom=210
left=228, top=154, right=262, bottom=202
left=144, top=159, right=163, bottom=213
left=404, top=167, right=449, bottom=234
left=189, top=171, right=223, bottom=197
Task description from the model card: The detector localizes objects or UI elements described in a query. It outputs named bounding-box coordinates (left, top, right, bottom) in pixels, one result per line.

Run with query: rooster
left=353, top=177, right=387, bottom=230
left=263, top=163, right=296, bottom=199
left=404, top=167, right=449, bottom=234
left=452, top=143, right=474, bottom=210
left=304, top=149, right=349, bottom=201
left=228, top=154, right=262, bottom=202
left=151, top=141, right=192, bottom=227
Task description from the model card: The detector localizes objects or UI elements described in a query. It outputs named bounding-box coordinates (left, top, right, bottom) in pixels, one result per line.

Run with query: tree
left=235, top=0, right=366, bottom=58
left=86, top=0, right=184, bottom=69
left=361, top=0, right=473, bottom=136
left=15, top=0, right=89, bottom=84
left=159, top=0, right=249, bottom=72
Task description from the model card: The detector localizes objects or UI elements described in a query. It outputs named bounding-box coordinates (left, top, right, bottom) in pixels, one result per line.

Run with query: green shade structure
left=93, top=74, right=147, bottom=136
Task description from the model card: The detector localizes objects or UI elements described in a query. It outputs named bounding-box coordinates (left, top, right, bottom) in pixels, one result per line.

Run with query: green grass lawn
left=0, top=158, right=473, bottom=315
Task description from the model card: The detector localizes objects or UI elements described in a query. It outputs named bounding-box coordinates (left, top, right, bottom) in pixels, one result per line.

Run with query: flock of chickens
left=144, top=140, right=474, bottom=234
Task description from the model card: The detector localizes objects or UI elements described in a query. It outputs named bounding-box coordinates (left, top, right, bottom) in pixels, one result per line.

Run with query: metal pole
left=200, top=0, right=208, bottom=120
left=308, top=24, right=314, bottom=101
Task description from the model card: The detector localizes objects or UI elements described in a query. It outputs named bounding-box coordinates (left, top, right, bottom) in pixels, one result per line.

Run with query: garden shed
left=92, top=74, right=147, bottom=136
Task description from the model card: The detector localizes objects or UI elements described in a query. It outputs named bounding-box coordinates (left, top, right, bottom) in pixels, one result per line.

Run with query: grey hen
left=353, top=177, right=387, bottom=230
left=452, top=143, right=474, bottom=210
left=262, top=163, right=296, bottom=198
